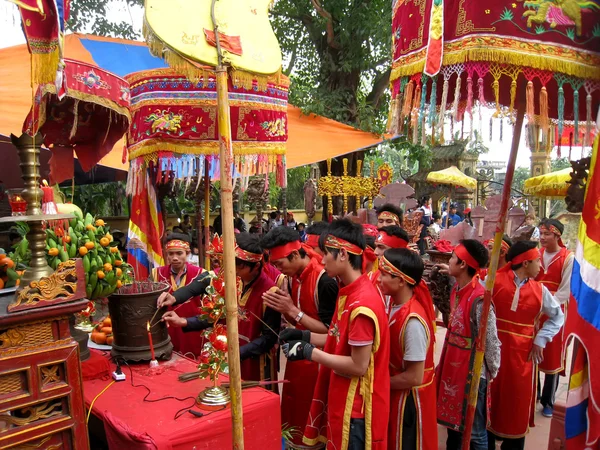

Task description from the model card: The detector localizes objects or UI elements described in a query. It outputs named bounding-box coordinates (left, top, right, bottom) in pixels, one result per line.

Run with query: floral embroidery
left=74, top=70, right=109, bottom=89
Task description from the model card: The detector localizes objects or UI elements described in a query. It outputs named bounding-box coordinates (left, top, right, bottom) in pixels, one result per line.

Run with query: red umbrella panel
left=387, top=0, right=600, bottom=147
left=125, top=68, right=288, bottom=196
left=23, top=59, right=131, bottom=185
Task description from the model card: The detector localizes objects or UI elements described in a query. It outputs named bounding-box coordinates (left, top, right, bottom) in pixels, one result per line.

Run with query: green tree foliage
left=67, top=0, right=141, bottom=39
left=511, top=167, right=531, bottom=193
left=271, top=0, right=392, bottom=132
left=551, top=157, right=572, bottom=171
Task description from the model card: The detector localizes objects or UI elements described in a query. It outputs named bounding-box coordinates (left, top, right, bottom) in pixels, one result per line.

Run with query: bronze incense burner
left=109, top=282, right=173, bottom=362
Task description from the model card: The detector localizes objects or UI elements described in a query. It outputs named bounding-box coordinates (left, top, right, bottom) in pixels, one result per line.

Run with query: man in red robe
left=161, top=233, right=281, bottom=381
left=151, top=235, right=204, bottom=357
left=488, top=241, right=564, bottom=449
left=435, top=240, right=500, bottom=450
left=536, top=219, right=573, bottom=417
left=280, top=219, right=390, bottom=450
left=261, top=226, right=338, bottom=449
left=378, top=248, right=437, bottom=450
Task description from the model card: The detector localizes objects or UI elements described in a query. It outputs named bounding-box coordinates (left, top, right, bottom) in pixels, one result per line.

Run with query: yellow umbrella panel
left=523, top=168, right=572, bottom=198
left=426, top=165, right=477, bottom=190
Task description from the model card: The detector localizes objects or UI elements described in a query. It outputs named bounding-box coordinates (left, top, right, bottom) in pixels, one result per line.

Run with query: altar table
left=83, top=350, right=281, bottom=450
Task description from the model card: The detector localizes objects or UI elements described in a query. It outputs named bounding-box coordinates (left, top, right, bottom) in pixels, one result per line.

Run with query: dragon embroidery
left=523, top=0, right=599, bottom=36
left=145, top=110, right=183, bottom=133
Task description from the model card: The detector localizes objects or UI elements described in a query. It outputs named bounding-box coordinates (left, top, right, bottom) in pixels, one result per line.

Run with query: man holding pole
left=536, top=219, right=573, bottom=418
left=261, top=226, right=338, bottom=449
left=436, top=240, right=501, bottom=450
left=487, top=240, right=564, bottom=449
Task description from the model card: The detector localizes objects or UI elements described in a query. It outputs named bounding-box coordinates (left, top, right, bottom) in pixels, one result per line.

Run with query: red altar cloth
left=83, top=350, right=281, bottom=450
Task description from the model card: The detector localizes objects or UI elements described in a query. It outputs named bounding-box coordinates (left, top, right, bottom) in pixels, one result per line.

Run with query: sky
left=0, top=1, right=577, bottom=170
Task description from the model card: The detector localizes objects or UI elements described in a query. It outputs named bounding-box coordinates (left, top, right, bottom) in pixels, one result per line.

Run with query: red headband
left=510, top=248, right=540, bottom=266
left=269, top=241, right=302, bottom=261
left=378, top=211, right=400, bottom=225
left=166, top=239, right=190, bottom=251
left=235, top=245, right=263, bottom=263
left=362, top=224, right=379, bottom=237
left=454, top=244, right=480, bottom=270
left=376, top=231, right=408, bottom=249
left=364, top=246, right=377, bottom=263
left=540, top=224, right=562, bottom=236
left=305, top=234, right=320, bottom=248
left=324, top=235, right=364, bottom=255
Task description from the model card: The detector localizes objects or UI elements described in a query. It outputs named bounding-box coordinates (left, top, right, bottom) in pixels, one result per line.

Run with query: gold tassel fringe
left=540, top=87, right=549, bottom=135
left=390, top=47, right=600, bottom=83
left=31, top=51, right=60, bottom=86
left=526, top=81, right=534, bottom=124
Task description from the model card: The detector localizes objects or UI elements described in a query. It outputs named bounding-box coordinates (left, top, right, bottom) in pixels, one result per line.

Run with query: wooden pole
left=461, top=100, right=525, bottom=449
left=204, top=159, right=211, bottom=270
left=212, top=2, right=244, bottom=447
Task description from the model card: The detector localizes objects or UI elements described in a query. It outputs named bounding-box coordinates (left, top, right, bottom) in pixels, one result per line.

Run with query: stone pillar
left=528, top=124, right=552, bottom=218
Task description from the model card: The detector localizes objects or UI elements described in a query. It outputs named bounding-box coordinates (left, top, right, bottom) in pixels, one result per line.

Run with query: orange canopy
left=0, top=34, right=384, bottom=172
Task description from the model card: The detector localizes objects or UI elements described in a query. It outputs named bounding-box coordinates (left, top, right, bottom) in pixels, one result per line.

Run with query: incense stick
left=247, top=310, right=280, bottom=338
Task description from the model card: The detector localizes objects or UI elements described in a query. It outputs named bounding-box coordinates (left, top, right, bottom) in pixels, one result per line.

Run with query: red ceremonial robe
left=388, top=297, right=437, bottom=450
left=489, top=269, right=543, bottom=438
left=238, top=271, right=278, bottom=381
left=152, top=263, right=203, bottom=357
left=281, top=257, right=326, bottom=449
left=536, top=247, right=571, bottom=374
left=436, top=278, right=485, bottom=431
left=263, top=262, right=288, bottom=290
left=303, top=274, right=390, bottom=450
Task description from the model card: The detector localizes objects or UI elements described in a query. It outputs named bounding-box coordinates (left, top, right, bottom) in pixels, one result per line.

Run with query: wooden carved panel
left=0, top=368, right=29, bottom=403
left=0, top=322, right=54, bottom=350
left=11, top=434, right=64, bottom=449
left=38, top=362, right=67, bottom=393
left=0, top=397, right=67, bottom=432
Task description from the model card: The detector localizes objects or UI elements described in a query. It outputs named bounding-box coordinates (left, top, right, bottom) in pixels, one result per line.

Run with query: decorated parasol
left=426, top=165, right=477, bottom=227
left=426, top=165, right=477, bottom=190
left=389, top=0, right=600, bottom=447
left=23, top=59, right=130, bottom=185
left=142, top=0, right=284, bottom=445
left=523, top=167, right=573, bottom=198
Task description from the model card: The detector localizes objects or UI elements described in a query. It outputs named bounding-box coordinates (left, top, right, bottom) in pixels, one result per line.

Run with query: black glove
left=279, top=327, right=311, bottom=344
left=282, top=341, right=315, bottom=361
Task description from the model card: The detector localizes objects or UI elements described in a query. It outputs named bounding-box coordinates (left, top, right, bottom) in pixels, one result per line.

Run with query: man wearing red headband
left=379, top=248, right=437, bottom=450
left=162, top=233, right=281, bottom=382
left=488, top=241, right=564, bottom=449
left=152, top=234, right=205, bottom=357
left=480, top=235, right=513, bottom=279
left=436, top=239, right=500, bottom=450
left=536, top=218, right=573, bottom=418
left=261, top=226, right=338, bottom=449
left=377, top=203, right=404, bottom=229
left=280, top=219, right=390, bottom=450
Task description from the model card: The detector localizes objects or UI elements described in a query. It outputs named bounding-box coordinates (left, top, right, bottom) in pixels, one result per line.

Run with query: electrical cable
left=87, top=381, right=115, bottom=424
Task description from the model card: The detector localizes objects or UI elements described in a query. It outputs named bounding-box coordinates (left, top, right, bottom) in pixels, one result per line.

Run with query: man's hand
left=262, top=289, right=295, bottom=315
left=279, top=327, right=311, bottom=344
left=436, top=264, right=450, bottom=275
left=161, top=311, right=187, bottom=328
left=157, top=292, right=176, bottom=308
left=282, top=340, right=315, bottom=361
left=528, top=344, right=544, bottom=364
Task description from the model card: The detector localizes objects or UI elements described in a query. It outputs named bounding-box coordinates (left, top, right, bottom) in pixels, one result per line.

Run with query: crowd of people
left=150, top=204, right=569, bottom=450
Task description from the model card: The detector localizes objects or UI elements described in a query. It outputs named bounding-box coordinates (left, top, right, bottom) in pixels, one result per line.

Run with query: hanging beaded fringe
left=526, top=81, right=535, bottom=124
left=401, top=80, right=415, bottom=128
left=586, top=92, right=592, bottom=147
left=428, top=77, right=437, bottom=127
left=557, top=85, right=565, bottom=137
left=412, top=83, right=421, bottom=144
left=573, top=88, right=580, bottom=145
left=437, top=78, right=449, bottom=140
left=539, top=87, right=549, bottom=135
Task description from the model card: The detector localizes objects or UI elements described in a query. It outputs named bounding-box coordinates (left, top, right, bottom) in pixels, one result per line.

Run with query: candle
left=147, top=321, right=156, bottom=360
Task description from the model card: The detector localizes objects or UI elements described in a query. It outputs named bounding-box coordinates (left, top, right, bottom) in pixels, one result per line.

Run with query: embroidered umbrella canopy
left=523, top=167, right=573, bottom=198
left=23, top=59, right=130, bottom=185
left=426, top=165, right=477, bottom=190
left=388, top=0, right=600, bottom=146
left=125, top=67, right=288, bottom=193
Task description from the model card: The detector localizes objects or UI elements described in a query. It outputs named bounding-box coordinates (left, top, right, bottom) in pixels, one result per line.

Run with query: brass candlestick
left=0, top=133, right=74, bottom=289
left=197, top=379, right=231, bottom=407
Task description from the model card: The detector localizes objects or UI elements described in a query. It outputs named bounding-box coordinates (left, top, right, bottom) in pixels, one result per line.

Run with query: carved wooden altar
left=0, top=296, right=90, bottom=449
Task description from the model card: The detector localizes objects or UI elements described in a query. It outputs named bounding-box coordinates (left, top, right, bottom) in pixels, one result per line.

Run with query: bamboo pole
left=461, top=100, right=525, bottom=449
left=204, top=159, right=211, bottom=270
left=211, top=1, right=244, bottom=447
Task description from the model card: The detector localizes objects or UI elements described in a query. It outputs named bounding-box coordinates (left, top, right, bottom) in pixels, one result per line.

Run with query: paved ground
left=280, top=325, right=572, bottom=449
